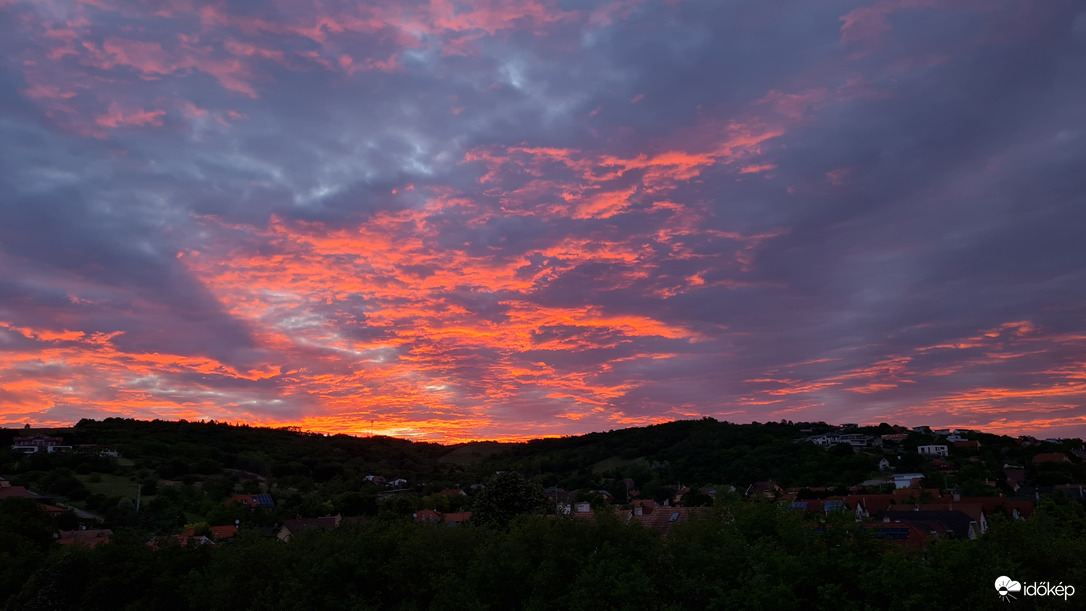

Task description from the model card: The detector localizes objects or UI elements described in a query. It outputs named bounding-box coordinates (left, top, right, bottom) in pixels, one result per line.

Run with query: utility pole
left=136, top=484, right=141, bottom=513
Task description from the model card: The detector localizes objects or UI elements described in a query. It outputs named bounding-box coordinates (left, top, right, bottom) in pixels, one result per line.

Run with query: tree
left=471, top=472, right=546, bottom=528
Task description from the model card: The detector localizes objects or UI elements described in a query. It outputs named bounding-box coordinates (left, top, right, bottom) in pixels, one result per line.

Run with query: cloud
left=1, top=0, right=1084, bottom=441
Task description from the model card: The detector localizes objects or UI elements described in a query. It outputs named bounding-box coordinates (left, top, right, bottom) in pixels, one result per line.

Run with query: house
left=277, top=516, right=341, bottom=541
left=862, top=520, right=931, bottom=549
left=413, top=509, right=443, bottom=524
left=544, top=488, right=573, bottom=506
left=1054, top=485, right=1086, bottom=501
left=227, top=493, right=274, bottom=510
left=75, top=444, right=120, bottom=457
left=846, top=494, right=897, bottom=520
left=953, top=440, right=980, bottom=450
left=11, top=435, right=72, bottom=454
left=882, top=509, right=980, bottom=539
left=57, top=529, right=113, bottom=548
left=881, top=433, right=909, bottom=444
left=917, top=445, right=949, bottom=457
left=38, top=503, right=69, bottom=518
left=174, top=525, right=237, bottom=546
left=364, top=475, right=387, bottom=486
left=930, top=459, right=955, bottom=472
left=389, top=478, right=408, bottom=487
left=442, top=511, right=472, bottom=525
left=809, top=433, right=875, bottom=448
left=912, top=426, right=932, bottom=434
left=0, top=486, right=36, bottom=500
left=629, top=506, right=710, bottom=535
left=788, top=499, right=847, bottom=515
left=439, top=488, right=466, bottom=497
left=892, top=488, right=942, bottom=503
left=970, top=497, right=1035, bottom=521
left=913, top=502, right=988, bottom=535
left=892, top=473, right=924, bottom=489
left=1004, top=468, right=1026, bottom=491
left=745, top=481, right=783, bottom=499
left=1032, top=453, right=1070, bottom=465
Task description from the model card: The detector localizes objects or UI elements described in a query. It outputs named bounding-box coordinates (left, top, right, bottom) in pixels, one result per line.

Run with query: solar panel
left=876, top=527, right=910, bottom=540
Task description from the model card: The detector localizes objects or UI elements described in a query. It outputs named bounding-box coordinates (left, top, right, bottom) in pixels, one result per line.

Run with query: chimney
left=634, top=505, right=643, bottom=516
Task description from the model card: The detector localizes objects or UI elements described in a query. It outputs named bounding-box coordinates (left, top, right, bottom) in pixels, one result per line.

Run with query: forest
left=4, top=493, right=1085, bottom=609
left=2, top=417, right=1085, bottom=609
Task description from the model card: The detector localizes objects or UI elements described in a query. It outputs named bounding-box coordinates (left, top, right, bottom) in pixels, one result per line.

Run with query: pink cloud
left=94, top=101, right=166, bottom=128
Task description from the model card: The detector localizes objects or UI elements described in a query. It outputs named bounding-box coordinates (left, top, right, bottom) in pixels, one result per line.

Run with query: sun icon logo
left=995, top=576, right=1022, bottom=602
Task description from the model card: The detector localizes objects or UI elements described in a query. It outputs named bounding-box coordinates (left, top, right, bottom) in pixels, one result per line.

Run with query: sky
left=1, top=0, right=1085, bottom=443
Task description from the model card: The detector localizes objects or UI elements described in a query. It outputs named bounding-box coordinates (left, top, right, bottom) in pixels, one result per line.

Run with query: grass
left=591, top=455, right=649, bottom=474
left=438, top=441, right=509, bottom=464
left=77, top=472, right=141, bottom=500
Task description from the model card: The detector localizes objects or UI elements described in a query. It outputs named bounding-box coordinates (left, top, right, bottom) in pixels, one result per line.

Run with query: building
left=917, top=445, right=949, bottom=457
left=808, top=433, right=877, bottom=448
left=11, top=435, right=72, bottom=454
left=1031, top=453, right=1070, bottom=465
left=277, top=516, right=341, bottom=541
left=892, top=473, right=924, bottom=489
left=227, top=493, right=275, bottom=510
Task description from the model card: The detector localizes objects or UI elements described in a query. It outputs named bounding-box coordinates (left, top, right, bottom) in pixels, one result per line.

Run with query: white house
left=917, top=445, right=949, bottom=457
left=892, top=473, right=924, bottom=489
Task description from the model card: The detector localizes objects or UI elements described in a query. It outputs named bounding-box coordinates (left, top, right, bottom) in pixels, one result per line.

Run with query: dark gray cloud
left=1, top=0, right=1083, bottom=440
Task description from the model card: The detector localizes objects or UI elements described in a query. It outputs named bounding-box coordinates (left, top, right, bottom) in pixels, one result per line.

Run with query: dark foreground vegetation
left=2, top=417, right=1085, bottom=609
left=3, top=493, right=1085, bottom=610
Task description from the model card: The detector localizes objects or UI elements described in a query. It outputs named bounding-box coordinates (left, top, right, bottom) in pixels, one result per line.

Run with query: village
left=4, top=422, right=1084, bottom=553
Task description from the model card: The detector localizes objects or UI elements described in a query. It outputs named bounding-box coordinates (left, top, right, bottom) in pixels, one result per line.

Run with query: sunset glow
left=2, top=0, right=1084, bottom=442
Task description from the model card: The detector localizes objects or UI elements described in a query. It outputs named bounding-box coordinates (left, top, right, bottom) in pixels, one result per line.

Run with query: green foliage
left=471, top=471, right=547, bottom=528
left=3, top=494, right=1085, bottom=609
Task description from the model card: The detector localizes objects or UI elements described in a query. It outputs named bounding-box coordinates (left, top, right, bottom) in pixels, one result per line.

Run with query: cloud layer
left=2, top=0, right=1084, bottom=441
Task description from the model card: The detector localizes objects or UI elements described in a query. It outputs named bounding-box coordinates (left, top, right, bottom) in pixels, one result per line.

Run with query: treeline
left=4, top=493, right=1086, bottom=610
left=3, top=417, right=1083, bottom=534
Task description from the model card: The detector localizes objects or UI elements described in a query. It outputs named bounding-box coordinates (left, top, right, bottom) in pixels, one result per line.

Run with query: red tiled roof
left=630, top=499, right=658, bottom=513
left=629, top=507, right=710, bottom=535
left=892, top=489, right=942, bottom=503
left=179, top=525, right=238, bottom=541
left=58, top=537, right=111, bottom=549
left=443, top=511, right=472, bottom=523
left=0, top=486, right=34, bottom=499
left=846, top=494, right=897, bottom=516
left=413, top=510, right=442, bottom=523
left=968, top=497, right=1036, bottom=520
left=1032, top=453, right=1069, bottom=464
left=57, top=529, right=113, bottom=549
left=59, top=529, right=113, bottom=539
left=282, top=516, right=341, bottom=532
left=915, top=502, right=985, bottom=524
